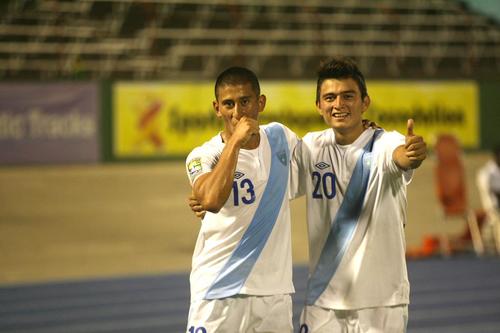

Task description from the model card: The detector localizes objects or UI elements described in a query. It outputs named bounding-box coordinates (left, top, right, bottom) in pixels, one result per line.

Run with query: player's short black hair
left=316, top=57, right=368, bottom=103
left=214, top=66, right=260, bottom=100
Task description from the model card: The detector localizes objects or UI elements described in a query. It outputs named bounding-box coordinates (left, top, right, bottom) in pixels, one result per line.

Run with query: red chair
left=434, top=134, right=484, bottom=256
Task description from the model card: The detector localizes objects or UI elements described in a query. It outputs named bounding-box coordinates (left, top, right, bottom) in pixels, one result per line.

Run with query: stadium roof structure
left=0, top=0, right=499, bottom=80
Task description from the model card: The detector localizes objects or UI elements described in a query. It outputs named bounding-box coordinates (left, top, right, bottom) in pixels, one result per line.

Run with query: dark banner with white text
left=0, top=83, right=100, bottom=164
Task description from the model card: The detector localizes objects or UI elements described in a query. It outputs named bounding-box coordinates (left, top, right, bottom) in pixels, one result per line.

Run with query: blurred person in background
left=477, top=145, right=500, bottom=253
left=185, top=66, right=299, bottom=332
left=407, top=135, right=489, bottom=258
left=290, top=57, right=427, bottom=333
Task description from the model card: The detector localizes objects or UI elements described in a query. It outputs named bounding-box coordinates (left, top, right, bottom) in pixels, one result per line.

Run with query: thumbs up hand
left=404, top=118, right=427, bottom=164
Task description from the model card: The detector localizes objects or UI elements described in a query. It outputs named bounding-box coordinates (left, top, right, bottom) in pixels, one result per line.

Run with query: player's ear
left=213, top=100, right=222, bottom=118
left=316, top=100, right=322, bottom=115
left=361, top=95, right=370, bottom=113
left=258, top=94, right=266, bottom=113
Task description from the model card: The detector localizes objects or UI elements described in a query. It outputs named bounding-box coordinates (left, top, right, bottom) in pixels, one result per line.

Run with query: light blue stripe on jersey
left=205, top=124, right=290, bottom=300
left=306, top=129, right=382, bottom=305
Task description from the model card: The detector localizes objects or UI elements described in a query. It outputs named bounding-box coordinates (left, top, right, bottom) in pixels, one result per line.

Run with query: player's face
left=213, top=82, right=265, bottom=134
left=316, top=78, right=370, bottom=134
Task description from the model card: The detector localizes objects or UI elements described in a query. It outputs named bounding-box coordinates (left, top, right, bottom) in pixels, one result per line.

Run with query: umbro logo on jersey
left=277, top=150, right=288, bottom=166
left=234, top=171, right=245, bottom=179
left=315, top=162, right=330, bottom=170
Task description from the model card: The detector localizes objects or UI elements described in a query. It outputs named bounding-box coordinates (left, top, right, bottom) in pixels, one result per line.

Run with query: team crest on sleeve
left=315, top=162, right=330, bottom=170
left=187, top=158, right=203, bottom=180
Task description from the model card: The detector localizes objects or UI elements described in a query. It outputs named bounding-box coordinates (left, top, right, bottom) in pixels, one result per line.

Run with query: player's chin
left=329, top=118, right=350, bottom=129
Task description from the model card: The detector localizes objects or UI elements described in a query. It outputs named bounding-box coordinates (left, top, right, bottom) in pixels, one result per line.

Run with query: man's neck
left=333, top=124, right=366, bottom=146
left=242, top=133, right=260, bottom=150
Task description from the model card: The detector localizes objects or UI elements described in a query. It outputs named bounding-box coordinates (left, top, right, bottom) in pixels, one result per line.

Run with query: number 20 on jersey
left=312, top=171, right=336, bottom=199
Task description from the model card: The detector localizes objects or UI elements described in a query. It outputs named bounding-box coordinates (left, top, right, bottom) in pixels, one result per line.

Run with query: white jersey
left=186, top=122, right=298, bottom=303
left=291, top=127, right=412, bottom=310
left=477, top=160, right=500, bottom=212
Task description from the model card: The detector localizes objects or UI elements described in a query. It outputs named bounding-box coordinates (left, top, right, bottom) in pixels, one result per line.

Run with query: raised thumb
left=407, top=119, right=414, bottom=137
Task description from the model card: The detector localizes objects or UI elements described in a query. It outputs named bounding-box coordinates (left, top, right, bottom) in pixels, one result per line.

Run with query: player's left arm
left=393, top=119, right=427, bottom=170
left=188, top=193, right=206, bottom=219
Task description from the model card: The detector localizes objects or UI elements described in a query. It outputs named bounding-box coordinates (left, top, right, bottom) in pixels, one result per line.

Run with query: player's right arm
left=191, top=117, right=258, bottom=213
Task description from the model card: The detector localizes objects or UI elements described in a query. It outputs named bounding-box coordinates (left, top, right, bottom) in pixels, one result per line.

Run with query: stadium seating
left=0, top=0, right=499, bottom=79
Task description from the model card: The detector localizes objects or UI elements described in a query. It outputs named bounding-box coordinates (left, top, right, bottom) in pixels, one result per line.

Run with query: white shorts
left=187, top=294, right=293, bottom=333
left=299, top=304, right=408, bottom=333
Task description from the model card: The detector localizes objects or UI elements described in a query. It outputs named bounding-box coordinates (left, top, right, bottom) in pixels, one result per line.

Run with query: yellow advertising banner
left=113, top=82, right=216, bottom=157
left=113, top=81, right=478, bottom=158
left=368, top=81, right=478, bottom=148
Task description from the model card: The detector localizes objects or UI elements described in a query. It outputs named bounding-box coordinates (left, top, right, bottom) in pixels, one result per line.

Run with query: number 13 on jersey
left=232, top=178, right=256, bottom=206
